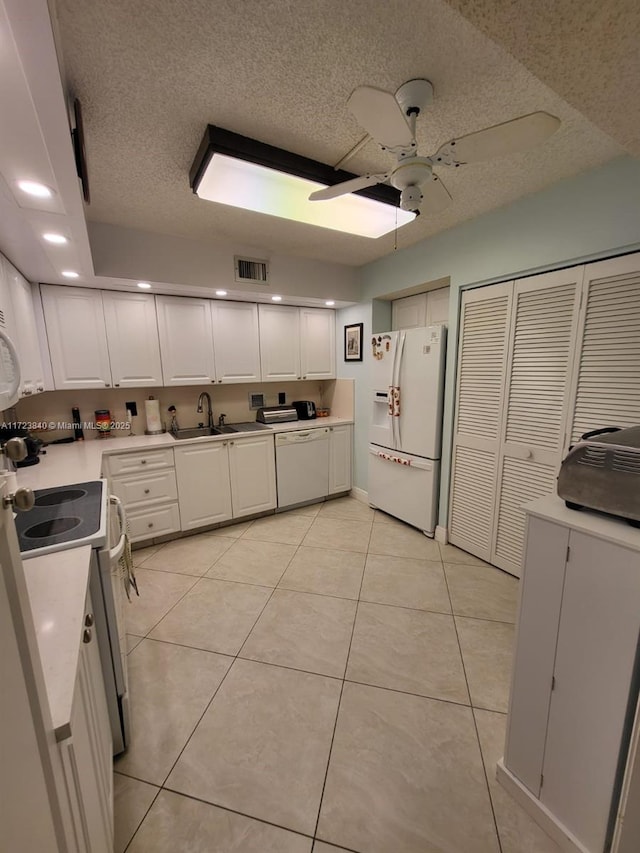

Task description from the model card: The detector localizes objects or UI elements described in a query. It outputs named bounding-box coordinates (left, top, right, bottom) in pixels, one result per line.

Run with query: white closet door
left=568, top=253, right=640, bottom=444
left=492, top=271, right=582, bottom=576
left=449, top=283, right=512, bottom=561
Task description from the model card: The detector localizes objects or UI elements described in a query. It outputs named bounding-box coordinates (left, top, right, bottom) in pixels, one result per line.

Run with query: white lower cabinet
left=503, top=503, right=640, bottom=853
left=228, top=434, right=276, bottom=517
left=328, top=424, right=352, bottom=494
left=175, top=442, right=233, bottom=530
left=106, top=448, right=181, bottom=543
left=175, top=435, right=276, bottom=529
left=59, top=589, right=113, bottom=853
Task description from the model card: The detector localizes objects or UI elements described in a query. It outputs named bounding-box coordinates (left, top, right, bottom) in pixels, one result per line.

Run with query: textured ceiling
left=52, top=0, right=625, bottom=267
left=446, top=0, right=640, bottom=156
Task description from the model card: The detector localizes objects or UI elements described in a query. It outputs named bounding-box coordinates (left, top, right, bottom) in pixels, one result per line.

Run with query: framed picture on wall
left=344, top=322, right=363, bottom=362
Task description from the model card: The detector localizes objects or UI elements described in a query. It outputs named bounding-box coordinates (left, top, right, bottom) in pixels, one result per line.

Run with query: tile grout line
left=310, top=515, right=374, bottom=846
left=440, top=554, right=505, bottom=853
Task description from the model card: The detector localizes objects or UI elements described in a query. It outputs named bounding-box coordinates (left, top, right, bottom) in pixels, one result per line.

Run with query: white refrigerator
left=368, top=325, right=446, bottom=536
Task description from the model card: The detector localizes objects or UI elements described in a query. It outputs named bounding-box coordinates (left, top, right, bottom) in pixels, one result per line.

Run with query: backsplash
left=11, top=379, right=352, bottom=441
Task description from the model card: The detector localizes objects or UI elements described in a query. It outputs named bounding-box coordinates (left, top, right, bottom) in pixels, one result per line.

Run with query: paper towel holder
left=144, top=396, right=165, bottom=436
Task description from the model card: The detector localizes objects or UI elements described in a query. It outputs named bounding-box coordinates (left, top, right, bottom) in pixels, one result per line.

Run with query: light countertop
left=17, top=416, right=353, bottom=736
left=525, top=495, right=640, bottom=552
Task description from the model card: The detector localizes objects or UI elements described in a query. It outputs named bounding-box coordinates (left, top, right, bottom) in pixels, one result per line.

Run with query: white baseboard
left=435, top=525, right=448, bottom=544
left=496, top=761, right=589, bottom=853
left=350, top=487, right=369, bottom=504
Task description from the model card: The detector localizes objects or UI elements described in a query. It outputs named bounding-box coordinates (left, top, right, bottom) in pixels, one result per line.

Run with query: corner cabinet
left=259, top=305, right=335, bottom=381
left=58, top=588, right=113, bottom=853
left=2, top=258, right=45, bottom=397
left=501, top=499, right=640, bottom=853
left=40, top=285, right=113, bottom=389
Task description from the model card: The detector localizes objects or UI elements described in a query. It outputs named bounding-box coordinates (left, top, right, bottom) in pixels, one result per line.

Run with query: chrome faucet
left=196, top=392, right=214, bottom=430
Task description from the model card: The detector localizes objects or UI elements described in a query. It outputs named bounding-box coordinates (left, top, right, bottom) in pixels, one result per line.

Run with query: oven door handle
left=108, top=494, right=127, bottom=562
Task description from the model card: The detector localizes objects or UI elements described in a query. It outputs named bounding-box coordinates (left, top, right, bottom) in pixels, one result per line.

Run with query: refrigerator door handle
left=392, top=332, right=405, bottom=450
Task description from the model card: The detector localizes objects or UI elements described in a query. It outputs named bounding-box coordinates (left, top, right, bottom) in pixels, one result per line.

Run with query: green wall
left=353, top=156, right=640, bottom=527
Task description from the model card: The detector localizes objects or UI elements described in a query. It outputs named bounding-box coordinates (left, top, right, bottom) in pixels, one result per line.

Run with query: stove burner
left=34, top=488, right=88, bottom=507
left=24, top=517, right=83, bottom=539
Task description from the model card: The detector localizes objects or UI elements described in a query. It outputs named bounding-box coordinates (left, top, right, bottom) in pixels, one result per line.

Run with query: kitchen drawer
left=126, top=503, right=181, bottom=542
left=111, top=469, right=178, bottom=510
left=105, top=447, right=174, bottom=476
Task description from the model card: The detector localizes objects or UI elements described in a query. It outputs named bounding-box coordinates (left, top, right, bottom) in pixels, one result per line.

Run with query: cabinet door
left=156, top=295, right=216, bottom=385
left=229, top=434, right=276, bottom=517
left=60, top=590, right=113, bottom=853
left=391, top=293, right=427, bottom=330
left=41, top=285, right=112, bottom=389
left=258, top=305, right=301, bottom=381
left=329, top=425, right=352, bottom=494
left=540, top=533, right=640, bottom=853
left=504, top=515, right=568, bottom=797
left=300, top=307, right=335, bottom=379
left=175, top=442, right=232, bottom=529
left=102, top=291, right=163, bottom=387
left=4, top=261, right=44, bottom=395
left=211, top=301, right=261, bottom=383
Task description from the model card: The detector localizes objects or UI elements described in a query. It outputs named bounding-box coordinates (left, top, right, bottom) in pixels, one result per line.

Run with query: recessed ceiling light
left=271, top=295, right=282, bottom=302
left=43, top=233, right=68, bottom=244
left=325, top=300, right=335, bottom=306
left=137, top=282, right=152, bottom=289
left=215, top=290, right=227, bottom=296
left=61, top=270, right=79, bottom=279
left=17, top=180, right=54, bottom=198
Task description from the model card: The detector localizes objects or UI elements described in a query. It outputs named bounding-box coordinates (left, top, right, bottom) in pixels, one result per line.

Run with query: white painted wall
left=358, top=155, right=640, bottom=525
left=88, top=222, right=360, bottom=303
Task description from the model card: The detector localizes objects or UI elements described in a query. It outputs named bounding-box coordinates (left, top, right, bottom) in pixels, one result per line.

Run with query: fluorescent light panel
left=190, top=126, right=414, bottom=239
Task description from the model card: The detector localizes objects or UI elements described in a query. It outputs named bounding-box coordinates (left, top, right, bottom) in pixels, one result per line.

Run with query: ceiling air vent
left=234, top=256, right=269, bottom=284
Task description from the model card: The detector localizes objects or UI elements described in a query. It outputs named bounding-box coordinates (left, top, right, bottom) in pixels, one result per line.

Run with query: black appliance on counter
left=292, top=400, right=317, bottom=420
left=0, top=426, right=44, bottom=467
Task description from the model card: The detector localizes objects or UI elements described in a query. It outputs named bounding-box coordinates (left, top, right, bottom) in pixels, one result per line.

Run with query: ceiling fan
left=309, top=79, right=561, bottom=216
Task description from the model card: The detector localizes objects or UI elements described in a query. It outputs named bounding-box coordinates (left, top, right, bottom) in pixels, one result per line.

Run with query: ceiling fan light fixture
left=190, top=126, right=415, bottom=239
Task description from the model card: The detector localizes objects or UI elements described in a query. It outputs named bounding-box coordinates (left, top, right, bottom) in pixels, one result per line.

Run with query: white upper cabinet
left=300, top=307, right=336, bottom=380
left=259, top=304, right=301, bottom=381
left=40, top=285, right=113, bottom=389
left=156, top=295, right=216, bottom=386
left=211, top=301, right=261, bottom=383
left=259, top=304, right=335, bottom=381
left=102, top=291, right=163, bottom=387
left=2, top=259, right=44, bottom=396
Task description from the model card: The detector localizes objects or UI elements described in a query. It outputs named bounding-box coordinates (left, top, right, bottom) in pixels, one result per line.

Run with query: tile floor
left=115, top=497, right=561, bottom=853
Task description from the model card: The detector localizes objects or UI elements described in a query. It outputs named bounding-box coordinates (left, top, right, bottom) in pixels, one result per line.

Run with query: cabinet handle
left=144, top=488, right=150, bottom=494
left=303, top=375, right=306, bottom=379
left=230, top=441, right=234, bottom=446
left=141, top=459, right=147, bottom=464
left=115, top=383, right=120, bottom=387
left=222, top=441, right=227, bottom=446
left=218, top=379, right=222, bottom=383
left=329, top=427, right=333, bottom=431
left=105, top=383, right=110, bottom=387
left=83, top=628, right=92, bottom=644
left=297, top=376, right=301, bottom=380
left=148, top=522, right=154, bottom=528
left=84, top=613, right=94, bottom=628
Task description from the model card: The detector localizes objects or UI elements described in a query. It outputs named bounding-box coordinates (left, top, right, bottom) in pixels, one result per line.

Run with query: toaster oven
left=557, top=426, right=640, bottom=526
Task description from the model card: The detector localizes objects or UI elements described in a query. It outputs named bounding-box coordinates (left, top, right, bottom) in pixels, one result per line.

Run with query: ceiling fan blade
left=348, top=86, right=414, bottom=149
left=433, top=111, right=561, bottom=165
left=309, top=173, right=388, bottom=201
left=420, top=173, right=453, bottom=215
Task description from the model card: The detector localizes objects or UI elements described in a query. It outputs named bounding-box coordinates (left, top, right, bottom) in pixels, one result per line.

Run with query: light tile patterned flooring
left=115, top=497, right=561, bottom=853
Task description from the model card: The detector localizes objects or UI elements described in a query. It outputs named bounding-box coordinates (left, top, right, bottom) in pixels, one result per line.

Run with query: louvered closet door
left=492, top=271, right=582, bottom=576
left=449, top=283, right=512, bottom=561
left=568, top=253, right=640, bottom=443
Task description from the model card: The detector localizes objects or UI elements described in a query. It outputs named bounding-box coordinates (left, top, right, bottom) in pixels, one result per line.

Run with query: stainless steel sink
left=170, top=426, right=221, bottom=440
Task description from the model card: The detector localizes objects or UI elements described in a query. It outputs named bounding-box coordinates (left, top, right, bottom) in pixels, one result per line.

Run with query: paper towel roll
left=144, top=398, right=163, bottom=434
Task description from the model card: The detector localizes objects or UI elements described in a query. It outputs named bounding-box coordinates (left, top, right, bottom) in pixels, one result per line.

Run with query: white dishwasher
left=276, top=428, right=329, bottom=507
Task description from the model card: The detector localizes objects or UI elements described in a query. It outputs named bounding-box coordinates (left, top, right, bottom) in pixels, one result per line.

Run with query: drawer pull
left=83, top=628, right=92, bottom=644
left=141, top=459, right=147, bottom=464
left=144, top=488, right=150, bottom=494
left=148, top=522, right=154, bottom=528
left=84, top=613, right=94, bottom=628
